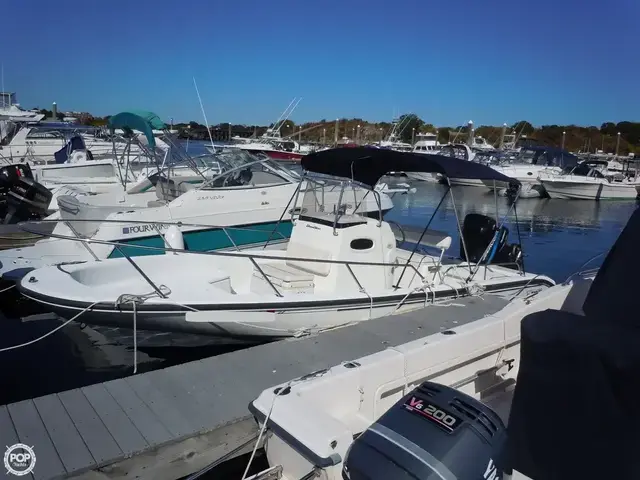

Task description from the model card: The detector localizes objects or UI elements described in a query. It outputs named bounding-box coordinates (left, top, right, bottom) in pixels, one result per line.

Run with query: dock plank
left=82, top=383, right=148, bottom=455
left=103, top=379, right=173, bottom=446
left=125, top=372, right=198, bottom=438
left=58, top=389, right=123, bottom=465
left=0, top=406, right=33, bottom=480
left=7, top=399, right=66, bottom=480
left=33, top=394, right=95, bottom=474
left=158, top=360, right=227, bottom=429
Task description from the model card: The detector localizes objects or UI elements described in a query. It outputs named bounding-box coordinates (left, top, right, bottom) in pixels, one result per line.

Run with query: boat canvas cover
left=108, top=111, right=166, bottom=148
left=522, top=145, right=580, bottom=169
left=302, top=146, right=519, bottom=188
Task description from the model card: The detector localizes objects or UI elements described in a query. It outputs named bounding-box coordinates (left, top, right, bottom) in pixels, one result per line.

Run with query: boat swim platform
left=0, top=294, right=509, bottom=480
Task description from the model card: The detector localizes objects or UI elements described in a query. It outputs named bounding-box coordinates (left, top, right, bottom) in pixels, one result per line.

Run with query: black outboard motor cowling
left=342, top=381, right=506, bottom=480
left=460, top=213, right=522, bottom=270
left=0, top=164, right=34, bottom=219
left=0, top=164, right=52, bottom=224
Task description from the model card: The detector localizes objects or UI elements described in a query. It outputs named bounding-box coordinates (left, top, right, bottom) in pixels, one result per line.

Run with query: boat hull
left=404, top=172, right=439, bottom=183
left=540, top=180, right=640, bottom=200
left=447, top=178, right=488, bottom=187
left=19, top=278, right=554, bottom=341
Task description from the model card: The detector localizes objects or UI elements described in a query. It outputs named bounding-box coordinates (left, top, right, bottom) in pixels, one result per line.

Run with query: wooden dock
left=0, top=294, right=508, bottom=480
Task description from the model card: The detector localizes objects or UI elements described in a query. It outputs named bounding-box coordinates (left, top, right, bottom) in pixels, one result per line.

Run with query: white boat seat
left=254, top=263, right=315, bottom=290
left=415, top=229, right=452, bottom=283
left=420, top=229, right=452, bottom=251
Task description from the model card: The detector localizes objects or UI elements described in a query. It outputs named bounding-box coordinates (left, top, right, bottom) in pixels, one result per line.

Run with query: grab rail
left=19, top=218, right=432, bottom=299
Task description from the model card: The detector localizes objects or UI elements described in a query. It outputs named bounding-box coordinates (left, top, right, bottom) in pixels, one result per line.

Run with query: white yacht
left=411, top=132, right=440, bottom=155
left=1, top=123, right=147, bottom=162
left=471, top=135, right=495, bottom=151
left=539, top=160, right=640, bottom=200
left=485, top=146, right=582, bottom=198
left=378, top=116, right=414, bottom=152
left=405, top=132, right=441, bottom=182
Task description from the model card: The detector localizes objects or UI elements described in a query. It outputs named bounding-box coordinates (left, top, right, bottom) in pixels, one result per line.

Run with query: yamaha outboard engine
left=0, top=164, right=52, bottom=224
left=342, top=381, right=506, bottom=480
left=460, top=213, right=522, bottom=270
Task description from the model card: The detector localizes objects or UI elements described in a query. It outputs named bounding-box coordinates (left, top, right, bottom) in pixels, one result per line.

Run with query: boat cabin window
left=26, top=129, right=65, bottom=140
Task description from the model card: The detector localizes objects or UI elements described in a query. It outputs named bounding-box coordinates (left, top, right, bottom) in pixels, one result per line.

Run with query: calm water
left=387, top=181, right=637, bottom=282
left=0, top=173, right=637, bottom=406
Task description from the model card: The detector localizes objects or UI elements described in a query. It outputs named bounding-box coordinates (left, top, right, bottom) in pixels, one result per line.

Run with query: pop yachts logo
left=122, top=224, right=171, bottom=234
left=4, top=443, right=36, bottom=476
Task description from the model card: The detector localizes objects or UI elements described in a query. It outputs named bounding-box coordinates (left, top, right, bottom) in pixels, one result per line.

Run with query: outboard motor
left=460, top=213, right=522, bottom=270
left=342, top=381, right=506, bottom=480
left=0, top=164, right=53, bottom=224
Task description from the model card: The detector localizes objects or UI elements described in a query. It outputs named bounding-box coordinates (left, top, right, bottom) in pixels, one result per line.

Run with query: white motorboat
left=0, top=122, right=146, bottom=161
left=248, top=206, right=639, bottom=480
left=539, top=160, right=640, bottom=200
left=431, top=144, right=482, bottom=186
left=407, top=144, right=478, bottom=184
left=404, top=133, right=442, bottom=182
left=16, top=147, right=553, bottom=341
left=486, top=146, right=581, bottom=198
left=248, top=280, right=585, bottom=480
left=412, top=132, right=440, bottom=155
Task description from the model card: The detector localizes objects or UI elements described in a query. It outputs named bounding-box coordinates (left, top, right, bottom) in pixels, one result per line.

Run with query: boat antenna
left=192, top=77, right=216, bottom=152
left=271, top=97, right=299, bottom=136
left=1, top=64, right=4, bottom=108
left=272, top=98, right=295, bottom=132
left=277, top=97, right=302, bottom=136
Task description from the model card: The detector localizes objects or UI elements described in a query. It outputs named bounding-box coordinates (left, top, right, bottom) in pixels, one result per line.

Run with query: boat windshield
left=564, top=162, right=605, bottom=177
left=200, top=149, right=300, bottom=188
left=474, top=150, right=505, bottom=165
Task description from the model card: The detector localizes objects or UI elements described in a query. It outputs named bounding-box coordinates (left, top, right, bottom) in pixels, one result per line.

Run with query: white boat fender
left=163, top=225, right=184, bottom=252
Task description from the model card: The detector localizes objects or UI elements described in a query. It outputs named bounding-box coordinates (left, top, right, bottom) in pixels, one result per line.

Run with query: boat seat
left=254, top=263, right=315, bottom=291
left=505, top=207, right=640, bottom=479
left=419, top=229, right=451, bottom=282
left=420, top=229, right=452, bottom=250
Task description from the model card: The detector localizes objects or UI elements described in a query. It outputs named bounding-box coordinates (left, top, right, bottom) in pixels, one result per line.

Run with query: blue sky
left=3, top=0, right=638, bottom=126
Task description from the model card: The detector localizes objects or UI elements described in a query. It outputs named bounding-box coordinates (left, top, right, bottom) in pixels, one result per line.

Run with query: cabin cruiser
left=539, top=159, right=640, bottom=200
left=486, top=146, right=581, bottom=198
left=411, top=132, right=440, bottom=155
left=248, top=206, right=640, bottom=480
left=470, top=135, right=495, bottom=151
left=23, top=111, right=229, bottom=211
left=445, top=146, right=580, bottom=198
left=0, top=112, right=175, bottom=196
left=404, top=133, right=441, bottom=182
left=0, top=122, right=147, bottom=162
left=16, top=147, right=552, bottom=343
